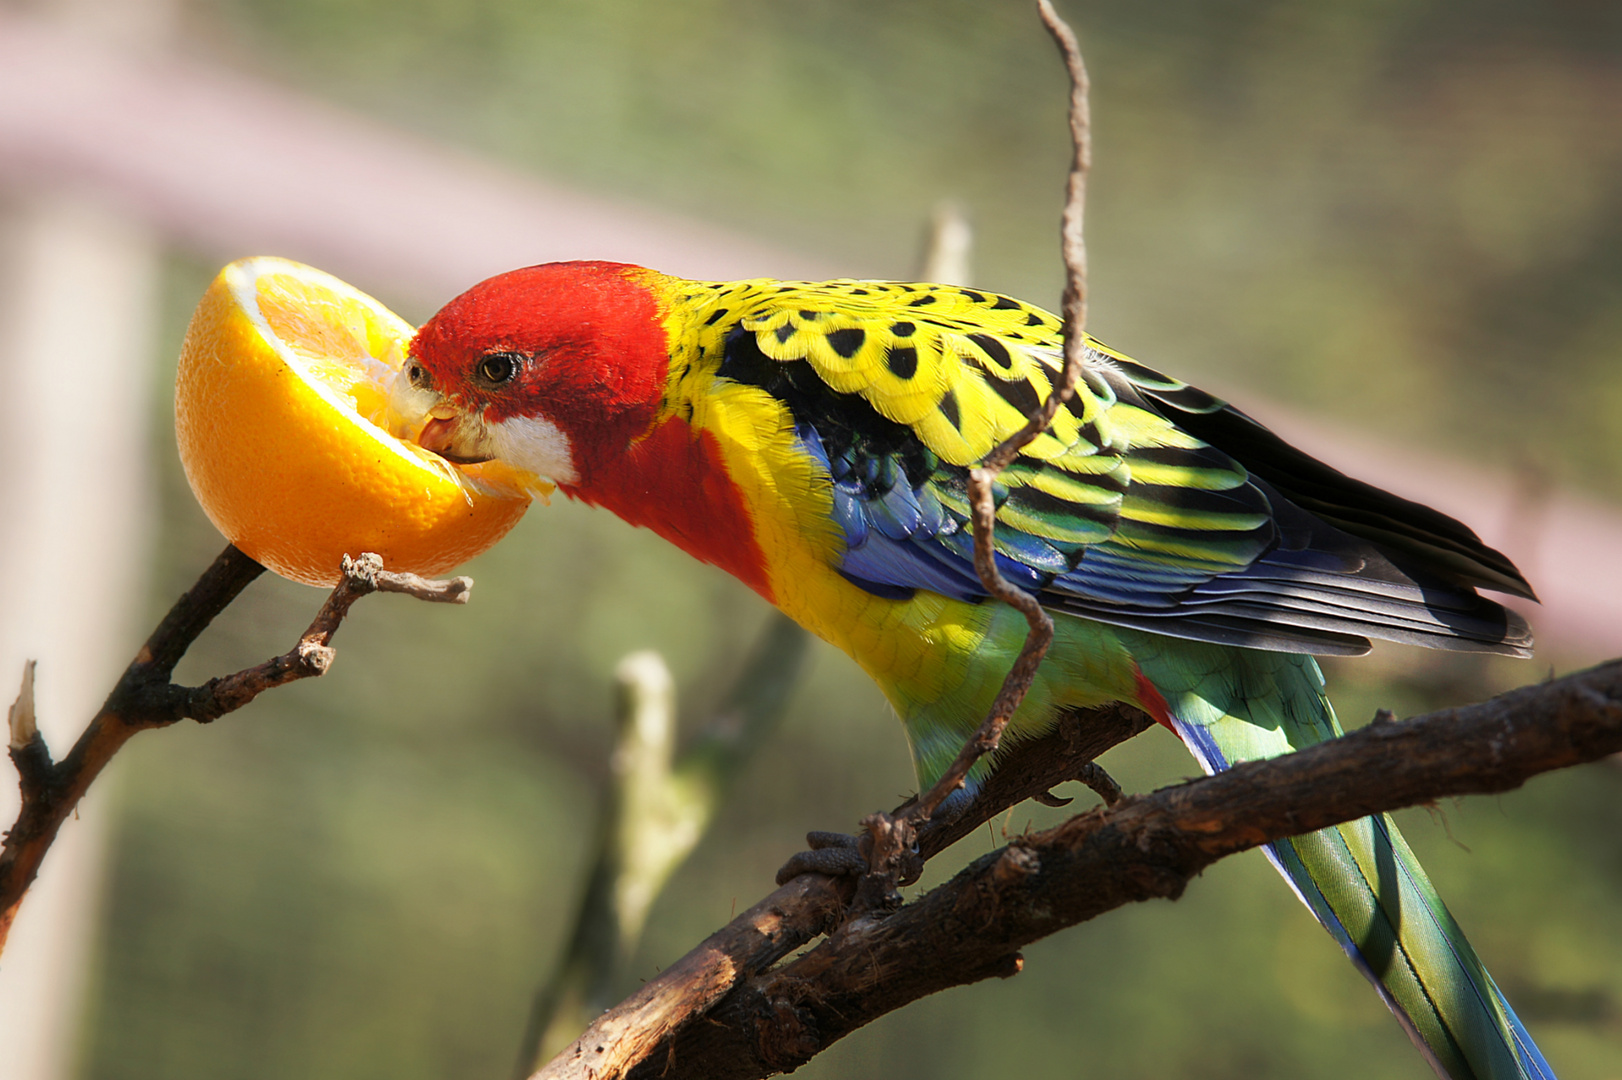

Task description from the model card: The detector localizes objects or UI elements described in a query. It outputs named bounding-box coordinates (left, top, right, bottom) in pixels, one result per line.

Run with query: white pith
left=225, top=258, right=430, bottom=474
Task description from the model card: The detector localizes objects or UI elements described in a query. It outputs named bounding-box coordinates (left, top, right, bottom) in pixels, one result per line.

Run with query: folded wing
left=709, top=279, right=1533, bottom=657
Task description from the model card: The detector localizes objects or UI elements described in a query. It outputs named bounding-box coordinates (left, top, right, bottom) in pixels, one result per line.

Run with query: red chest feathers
left=563, top=416, right=774, bottom=603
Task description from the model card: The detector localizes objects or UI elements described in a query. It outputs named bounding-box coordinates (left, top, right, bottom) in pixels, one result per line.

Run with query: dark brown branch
left=538, top=660, right=1622, bottom=1080
left=912, top=703, right=1150, bottom=860
left=542, top=700, right=1151, bottom=1080
left=0, top=547, right=471, bottom=952
left=852, top=0, right=1096, bottom=912
left=140, top=553, right=471, bottom=725
left=535, top=873, right=855, bottom=1080
left=0, top=545, right=263, bottom=950
left=130, top=544, right=269, bottom=676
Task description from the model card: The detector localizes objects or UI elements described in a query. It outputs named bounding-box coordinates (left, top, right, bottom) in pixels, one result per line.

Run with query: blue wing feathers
left=787, top=417, right=1531, bottom=656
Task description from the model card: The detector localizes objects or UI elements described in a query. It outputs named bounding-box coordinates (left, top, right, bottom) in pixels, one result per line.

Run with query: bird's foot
left=775, top=831, right=870, bottom=885
left=775, top=818, right=928, bottom=900
left=1076, top=761, right=1123, bottom=806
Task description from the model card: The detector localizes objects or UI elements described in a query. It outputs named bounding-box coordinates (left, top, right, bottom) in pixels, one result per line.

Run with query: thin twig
left=851, top=0, right=1094, bottom=908
left=0, top=547, right=472, bottom=953
left=913, top=0, right=1092, bottom=821
left=6, top=661, right=38, bottom=751
left=150, top=554, right=471, bottom=725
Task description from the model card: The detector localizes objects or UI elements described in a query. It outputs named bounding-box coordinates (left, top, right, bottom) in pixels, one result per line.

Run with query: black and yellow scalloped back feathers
left=659, top=276, right=1532, bottom=658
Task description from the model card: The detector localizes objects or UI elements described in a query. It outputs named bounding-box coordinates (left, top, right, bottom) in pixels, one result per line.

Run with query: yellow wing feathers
left=638, top=270, right=1532, bottom=660
left=651, top=274, right=1277, bottom=578
left=666, top=276, right=1131, bottom=470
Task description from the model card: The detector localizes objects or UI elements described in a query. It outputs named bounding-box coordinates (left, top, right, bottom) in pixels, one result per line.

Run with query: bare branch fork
left=536, top=663, right=1622, bottom=1080
left=850, top=0, right=1093, bottom=913
left=0, top=546, right=472, bottom=951
left=638, top=662, right=1622, bottom=1080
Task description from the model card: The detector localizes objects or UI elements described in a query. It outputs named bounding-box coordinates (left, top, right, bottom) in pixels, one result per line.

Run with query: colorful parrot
left=401, top=261, right=1551, bottom=1080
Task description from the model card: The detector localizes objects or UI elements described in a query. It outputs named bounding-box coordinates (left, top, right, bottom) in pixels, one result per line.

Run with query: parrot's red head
left=403, top=261, right=672, bottom=489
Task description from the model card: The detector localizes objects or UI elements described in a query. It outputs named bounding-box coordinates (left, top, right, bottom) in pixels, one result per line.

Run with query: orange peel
left=175, top=257, right=535, bottom=586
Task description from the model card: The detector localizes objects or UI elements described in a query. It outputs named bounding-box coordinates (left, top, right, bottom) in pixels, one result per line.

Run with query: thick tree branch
left=531, top=661, right=1622, bottom=1080
left=0, top=547, right=472, bottom=952
left=540, top=700, right=1151, bottom=1080
left=537, top=871, right=856, bottom=1080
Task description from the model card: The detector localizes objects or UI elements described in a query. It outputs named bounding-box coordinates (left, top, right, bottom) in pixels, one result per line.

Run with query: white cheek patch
left=488, top=415, right=579, bottom=485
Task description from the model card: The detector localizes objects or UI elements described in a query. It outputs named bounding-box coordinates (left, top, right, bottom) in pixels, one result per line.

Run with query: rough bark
left=527, top=661, right=1622, bottom=1080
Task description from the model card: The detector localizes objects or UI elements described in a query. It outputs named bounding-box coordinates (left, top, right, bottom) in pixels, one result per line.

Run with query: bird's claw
left=776, top=831, right=867, bottom=885
left=774, top=828, right=926, bottom=888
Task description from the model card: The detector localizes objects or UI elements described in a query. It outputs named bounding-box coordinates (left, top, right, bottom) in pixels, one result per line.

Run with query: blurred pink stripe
left=0, top=10, right=832, bottom=307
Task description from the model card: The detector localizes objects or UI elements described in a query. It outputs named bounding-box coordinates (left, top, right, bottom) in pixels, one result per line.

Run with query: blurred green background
left=76, top=1, right=1622, bottom=1078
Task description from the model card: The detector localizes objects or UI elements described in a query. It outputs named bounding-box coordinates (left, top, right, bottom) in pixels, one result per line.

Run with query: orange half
left=175, top=257, right=536, bottom=586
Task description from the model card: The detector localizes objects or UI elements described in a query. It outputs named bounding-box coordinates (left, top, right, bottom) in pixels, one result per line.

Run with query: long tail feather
left=1130, top=638, right=1554, bottom=1080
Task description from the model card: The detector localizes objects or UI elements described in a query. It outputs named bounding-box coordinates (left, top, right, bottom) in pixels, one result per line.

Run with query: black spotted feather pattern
left=677, top=278, right=1532, bottom=657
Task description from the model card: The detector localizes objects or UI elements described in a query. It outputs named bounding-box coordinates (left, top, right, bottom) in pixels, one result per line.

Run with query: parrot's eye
left=405, top=360, right=430, bottom=390
left=475, top=351, right=524, bottom=387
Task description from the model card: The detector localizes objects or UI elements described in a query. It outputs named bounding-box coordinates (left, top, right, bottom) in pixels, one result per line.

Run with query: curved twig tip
left=7, top=661, right=37, bottom=752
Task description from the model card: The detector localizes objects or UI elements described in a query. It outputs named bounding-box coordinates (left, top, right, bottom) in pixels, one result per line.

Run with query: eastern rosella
left=402, top=261, right=1550, bottom=1080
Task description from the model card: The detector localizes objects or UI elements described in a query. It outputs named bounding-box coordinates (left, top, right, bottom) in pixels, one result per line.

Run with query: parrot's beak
left=386, top=362, right=567, bottom=491
left=418, top=413, right=494, bottom=465
left=384, top=364, right=497, bottom=465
